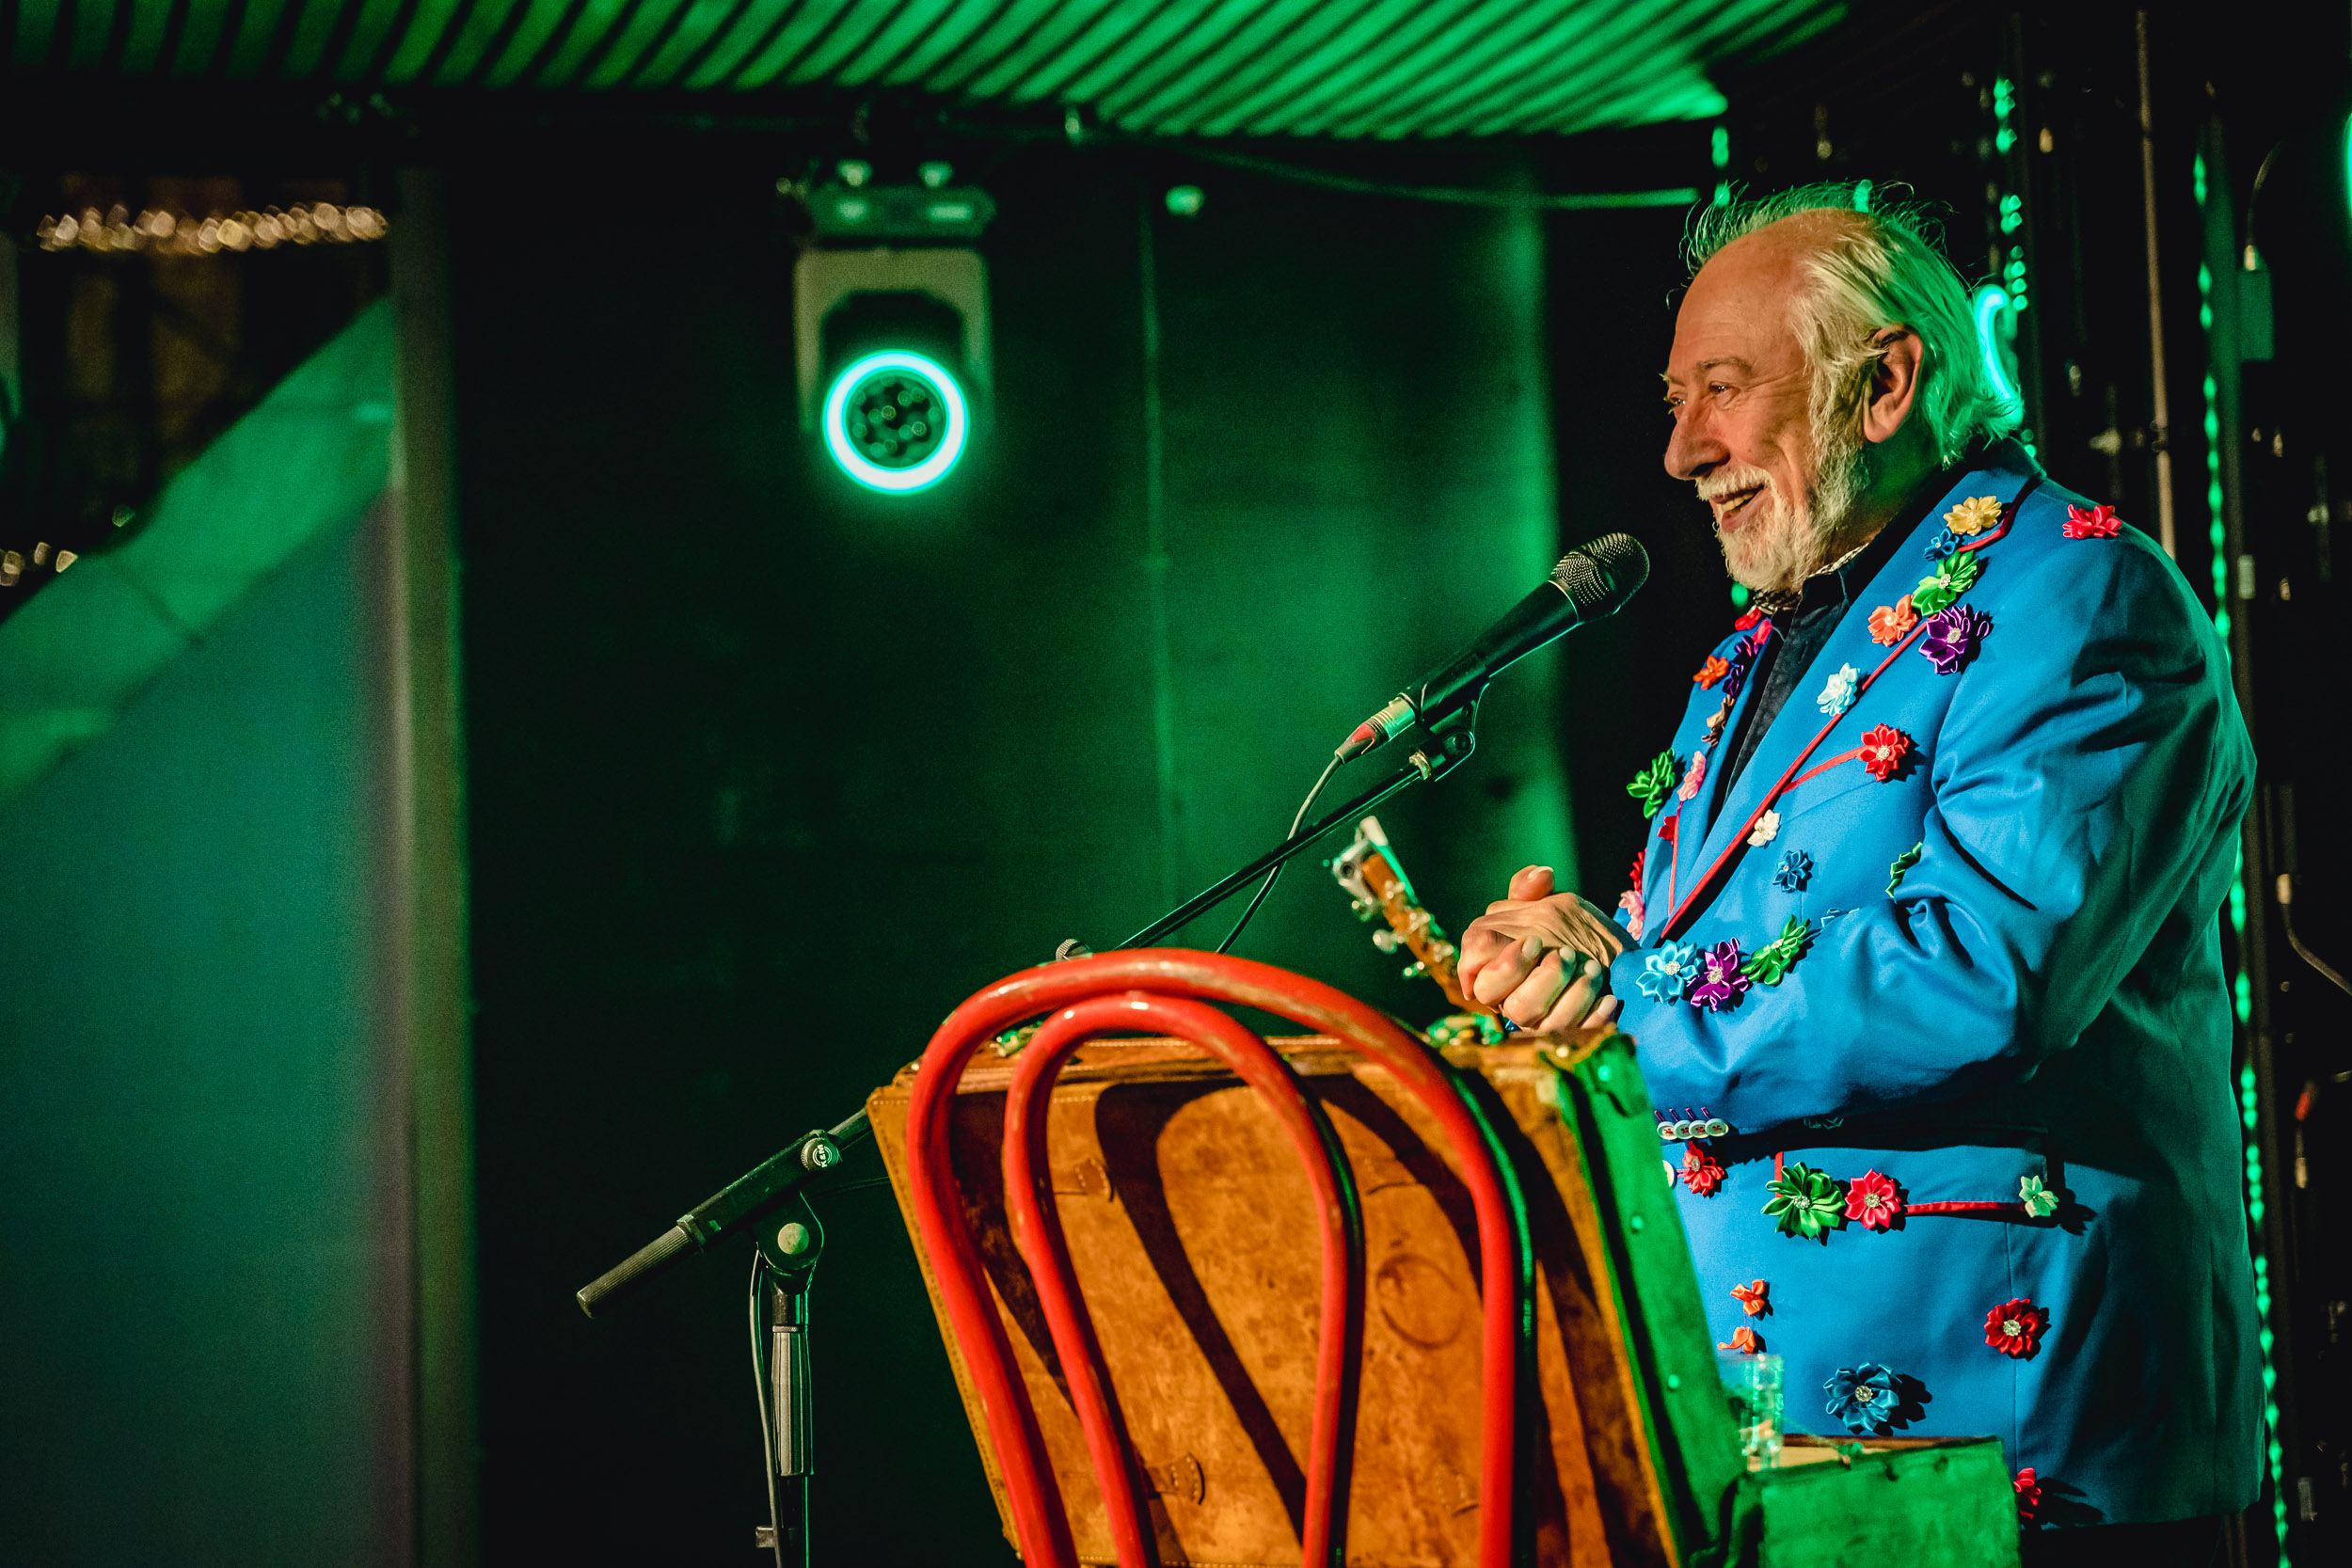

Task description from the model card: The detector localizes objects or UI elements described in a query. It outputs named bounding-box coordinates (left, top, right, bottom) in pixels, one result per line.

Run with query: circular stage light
left=821, top=351, right=969, bottom=494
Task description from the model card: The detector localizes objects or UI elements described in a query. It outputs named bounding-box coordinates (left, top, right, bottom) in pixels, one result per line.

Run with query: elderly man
left=1459, top=184, right=2260, bottom=1562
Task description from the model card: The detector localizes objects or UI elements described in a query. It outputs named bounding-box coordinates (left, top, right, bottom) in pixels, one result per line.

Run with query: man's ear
left=1861, top=327, right=1925, bottom=445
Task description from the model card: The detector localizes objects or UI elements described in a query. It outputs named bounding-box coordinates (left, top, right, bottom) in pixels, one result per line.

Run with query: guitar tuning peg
left=1401, top=961, right=1427, bottom=980
left=1371, top=929, right=1402, bottom=953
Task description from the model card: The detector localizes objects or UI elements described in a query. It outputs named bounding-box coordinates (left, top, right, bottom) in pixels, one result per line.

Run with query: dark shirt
left=1711, top=473, right=1949, bottom=808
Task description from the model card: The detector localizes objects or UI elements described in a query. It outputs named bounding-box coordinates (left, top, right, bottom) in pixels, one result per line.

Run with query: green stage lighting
left=1973, top=285, right=2022, bottom=410
left=821, top=351, right=969, bottom=494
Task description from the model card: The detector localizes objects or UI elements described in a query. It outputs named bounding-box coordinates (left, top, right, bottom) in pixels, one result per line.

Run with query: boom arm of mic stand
left=1117, top=727, right=1475, bottom=951
left=580, top=729, right=1470, bottom=1319
left=578, top=1107, right=873, bottom=1318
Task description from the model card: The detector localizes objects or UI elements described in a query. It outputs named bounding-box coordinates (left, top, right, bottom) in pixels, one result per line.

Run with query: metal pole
left=2135, top=9, right=2178, bottom=557
left=770, top=1275, right=813, bottom=1567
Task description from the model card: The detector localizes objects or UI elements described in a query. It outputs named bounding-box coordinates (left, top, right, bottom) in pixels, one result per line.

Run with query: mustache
left=1695, top=467, right=1773, bottom=505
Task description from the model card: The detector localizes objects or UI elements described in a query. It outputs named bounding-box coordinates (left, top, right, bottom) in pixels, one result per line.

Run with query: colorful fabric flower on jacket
left=1886, top=842, right=1923, bottom=895
left=1910, top=550, right=1983, bottom=616
left=1816, top=661, right=1860, bottom=717
left=1693, top=654, right=1730, bottom=689
left=1824, top=1363, right=1901, bottom=1435
left=1741, top=916, right=1813, bottom=986
left=1691, top=940, right=1751, bottom=1012
left=2063, top=502, right=2122, bottom=539
left=1747, top=810, right=1781, bottom=847
left=1719, top=1326, right=1764, bottom=1354
left=1640, top=940, right=1699, bottom=1004
left=1703, top=694, right=1735, bottom=748
left=1984, top=1296, right=2050, bottom=1359
left=2013, top=1468, right=2043, bottom=1525
left=2019, top=1174, right=2060, bottom=1218
left=1731, top=1278, right=1771, bottom=1317
left=1844, top=1169, right=1905, bottom=1230
left=1616, top=888, right=1645, bottom=941
left=1682, top=1143, right=1724, bottom=1196
left=1858, top=723, right=1913, bottom=781
left=1678, top=750, right=1708, bottom=801
left=1765, top=1162, right=1849, bottom=1239
left=1921, top=605, right=1992, bottom=674
left=1629, top=750, right=1677, bottom=817
left=1615, top=852, right=1645, bottom=939
left=1773, top=849, right=1813, bottom=892
left=1922, top=495, right=2004, bottom=563
left=1717, top=627, right=1768, bottom=701
left=1945, top=495, right=2004, bottom=535
left=1867, top=596, right=1918, bottom=644
left=1733, top=606, right=1766, bottom=632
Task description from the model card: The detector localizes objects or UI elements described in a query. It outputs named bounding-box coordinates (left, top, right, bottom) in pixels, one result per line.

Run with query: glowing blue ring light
left=821, top=351, right=968, bottom=494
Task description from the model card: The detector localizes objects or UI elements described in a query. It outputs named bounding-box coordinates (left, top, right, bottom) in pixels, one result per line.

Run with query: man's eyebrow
left=1661, top=356, right=1754, bottom=385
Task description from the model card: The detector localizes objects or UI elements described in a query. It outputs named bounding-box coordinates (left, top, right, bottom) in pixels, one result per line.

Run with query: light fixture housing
left=821, top=350, right=969, bottom=494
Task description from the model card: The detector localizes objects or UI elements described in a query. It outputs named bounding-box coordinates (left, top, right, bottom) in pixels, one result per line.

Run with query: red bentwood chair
left=902, top=949, right=1526, bottom=1568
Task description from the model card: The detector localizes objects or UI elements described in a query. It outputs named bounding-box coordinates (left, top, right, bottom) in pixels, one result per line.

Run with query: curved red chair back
left=902, top=949, right=1525, bottom=1568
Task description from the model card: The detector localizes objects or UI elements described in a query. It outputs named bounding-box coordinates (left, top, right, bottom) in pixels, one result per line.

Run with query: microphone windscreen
left=1550, top=532, right=1650, bottom=619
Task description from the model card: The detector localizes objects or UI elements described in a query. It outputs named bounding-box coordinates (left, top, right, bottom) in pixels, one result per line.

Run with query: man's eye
left=1708, top=383, right=1733, bottom=395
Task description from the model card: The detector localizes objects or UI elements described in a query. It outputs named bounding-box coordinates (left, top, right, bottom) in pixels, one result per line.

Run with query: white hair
left=1685, top=183, right=2020, bottom=466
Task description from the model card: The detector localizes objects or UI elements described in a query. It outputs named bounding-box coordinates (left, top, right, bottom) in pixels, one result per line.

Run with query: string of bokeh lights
left=1, top=544, right=78, bottom=588
left=34, top=202, right=388, bottom=256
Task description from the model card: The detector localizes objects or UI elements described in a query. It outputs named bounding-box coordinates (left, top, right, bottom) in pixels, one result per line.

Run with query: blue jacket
left=1607, top=442, right=2261, bottom=1528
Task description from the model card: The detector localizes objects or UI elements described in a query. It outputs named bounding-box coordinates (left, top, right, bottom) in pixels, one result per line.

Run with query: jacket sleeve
left=1613, top=533, right=2251, bottom=1131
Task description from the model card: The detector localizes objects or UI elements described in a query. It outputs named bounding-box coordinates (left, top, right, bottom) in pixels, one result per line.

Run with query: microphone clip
left=1398, top=720, right=1479, bottom=782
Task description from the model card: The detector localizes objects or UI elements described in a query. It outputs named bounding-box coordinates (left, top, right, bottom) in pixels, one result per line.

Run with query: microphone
left=1336, top=532, right=1650, bottom=761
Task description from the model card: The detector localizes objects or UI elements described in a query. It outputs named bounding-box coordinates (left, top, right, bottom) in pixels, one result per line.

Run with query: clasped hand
left=1455, top=865, right=1628, bottom=1039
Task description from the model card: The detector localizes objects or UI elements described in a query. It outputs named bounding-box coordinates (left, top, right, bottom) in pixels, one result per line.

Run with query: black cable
left=1216, top=752, right=1343, bottom=955
left=748, top=1253, right=786, bottom=1568
left=1158, top=142, right=1699, bottom=212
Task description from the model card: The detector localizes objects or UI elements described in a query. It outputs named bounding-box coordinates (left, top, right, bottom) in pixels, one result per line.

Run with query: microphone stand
left=1117, top=725, right=1477, bottom=949
left=575, top=723, right=1477, bottom=1561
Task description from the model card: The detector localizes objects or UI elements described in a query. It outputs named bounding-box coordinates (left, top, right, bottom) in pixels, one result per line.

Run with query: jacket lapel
left=1665, top=448, right=2042, bottom=935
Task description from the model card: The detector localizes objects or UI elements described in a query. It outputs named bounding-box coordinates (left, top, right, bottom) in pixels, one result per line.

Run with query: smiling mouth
left=1711, top=485, right=1765, bottom=526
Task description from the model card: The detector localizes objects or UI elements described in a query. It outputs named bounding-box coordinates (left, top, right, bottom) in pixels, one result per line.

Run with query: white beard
left=1701, top=424, right=1870, bottom=595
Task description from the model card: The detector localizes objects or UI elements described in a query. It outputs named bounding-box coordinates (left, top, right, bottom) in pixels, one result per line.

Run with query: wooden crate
left=867, top=1034, right=2017, bottom=1568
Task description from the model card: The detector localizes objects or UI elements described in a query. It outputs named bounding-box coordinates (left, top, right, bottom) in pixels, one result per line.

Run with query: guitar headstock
left=1328, top=816, right=1470, bottom=1010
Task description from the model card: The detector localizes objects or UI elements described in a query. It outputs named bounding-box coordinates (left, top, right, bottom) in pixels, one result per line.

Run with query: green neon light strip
left=2199, top=148, right=2288, bottom=1563
left=1972, top=285, right=2021, bottom=409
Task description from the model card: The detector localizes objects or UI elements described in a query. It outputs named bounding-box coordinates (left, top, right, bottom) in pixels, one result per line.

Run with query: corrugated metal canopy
left=2, top=0, right=1844, bottom=135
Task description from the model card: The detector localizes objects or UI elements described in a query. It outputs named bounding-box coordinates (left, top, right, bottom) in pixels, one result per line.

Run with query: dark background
left=2, top=3, right=2346, bottom=1564
left=442, top=131, right=1706, bottom=1563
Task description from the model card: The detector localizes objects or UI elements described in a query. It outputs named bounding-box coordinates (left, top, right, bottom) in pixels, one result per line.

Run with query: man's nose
left=1663, top=408, right=1725, bottom=483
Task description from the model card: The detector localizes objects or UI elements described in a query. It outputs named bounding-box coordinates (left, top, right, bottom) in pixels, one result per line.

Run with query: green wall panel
left=0, top=502, right=409, bottom=1568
